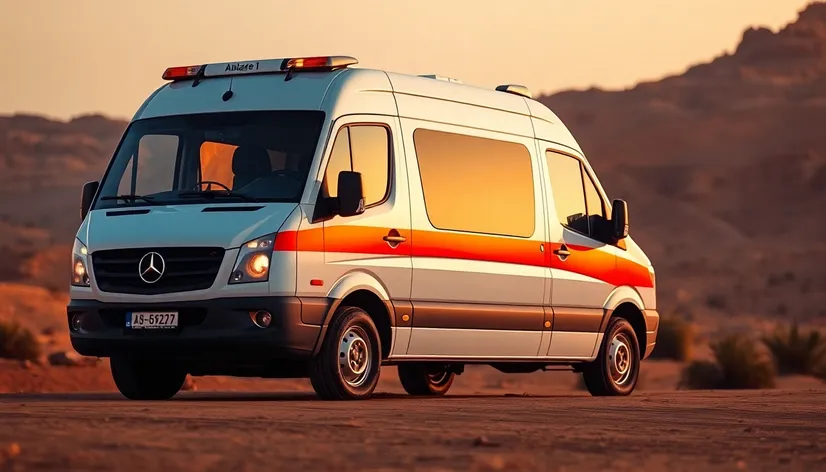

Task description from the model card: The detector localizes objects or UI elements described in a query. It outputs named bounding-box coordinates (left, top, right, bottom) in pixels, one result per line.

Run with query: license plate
left=126, top=312, right=179, bottom=329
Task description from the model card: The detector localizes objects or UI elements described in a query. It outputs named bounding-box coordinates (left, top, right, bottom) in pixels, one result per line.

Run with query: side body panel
left=395, top=92, right=549, bottom=358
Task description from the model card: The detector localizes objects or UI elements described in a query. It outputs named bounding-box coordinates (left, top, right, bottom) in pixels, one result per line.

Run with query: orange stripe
left=275, top=226, right=652, bottom=288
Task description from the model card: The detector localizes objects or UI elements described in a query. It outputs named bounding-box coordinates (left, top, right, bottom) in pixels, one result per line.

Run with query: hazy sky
left=0, top=0, right=810, bottom=120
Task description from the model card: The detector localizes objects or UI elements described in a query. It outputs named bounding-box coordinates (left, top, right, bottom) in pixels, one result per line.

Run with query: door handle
left=553, top=244, right=571, bottom=260
left=383, top=229, right=407, bottom=247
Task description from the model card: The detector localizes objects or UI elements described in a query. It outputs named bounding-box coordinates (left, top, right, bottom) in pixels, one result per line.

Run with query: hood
left=79, top=202, right=297, bottom=251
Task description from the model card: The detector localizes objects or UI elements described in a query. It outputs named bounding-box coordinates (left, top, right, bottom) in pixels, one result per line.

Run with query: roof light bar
left=283, top=56, right=358, bottom=70
left=161, top=56, right=358, bottom=81
left=162, top=65, right=203, bottom=81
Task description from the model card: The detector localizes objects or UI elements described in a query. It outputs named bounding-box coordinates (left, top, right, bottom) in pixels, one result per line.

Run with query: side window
left=546, top=151, right=589, bottom=235
left=414, top=129, right=535, bottom=238
left=322, top=125, right=390, bottom=207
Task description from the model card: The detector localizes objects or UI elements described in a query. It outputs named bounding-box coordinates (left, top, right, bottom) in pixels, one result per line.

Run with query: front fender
left=326, top=270, right=390, bottom=301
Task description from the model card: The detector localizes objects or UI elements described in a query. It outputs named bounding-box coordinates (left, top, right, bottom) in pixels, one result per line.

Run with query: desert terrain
left=1, top=390, right=825, bottom=471
left=1, top=3, right=826, bottom=472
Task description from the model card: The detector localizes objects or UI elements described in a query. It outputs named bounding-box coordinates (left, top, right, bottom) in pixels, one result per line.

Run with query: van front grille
left=92, top=247, right=225, bottom=295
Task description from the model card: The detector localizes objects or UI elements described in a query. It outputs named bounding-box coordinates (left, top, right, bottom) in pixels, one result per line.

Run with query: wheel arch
left=601, top=287, right=647, bottom=357
left=317, top=271, right=395, bottom=359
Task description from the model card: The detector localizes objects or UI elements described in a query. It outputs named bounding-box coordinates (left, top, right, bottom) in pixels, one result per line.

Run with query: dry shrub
left=0, top=319, right=42, bottom=361
left=762, top=324, right=826, bottom=375
left=680, top=335, right=775, bottom=390
left=650, top=315, right=694, bottom=361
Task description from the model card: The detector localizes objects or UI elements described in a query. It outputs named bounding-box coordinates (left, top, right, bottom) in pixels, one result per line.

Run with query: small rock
left=472, top=436, right=500, bottom=448
left=5, top=443, right=20, bottom=459
left=47, top=351, right=100, bottom=367
left=19, top=360, right=32, bottom=370
left=743, top=427, right=753, bottom=433
left=736, top=460, right=747, bottom=470
left=180, top=375, right=197, bottom=392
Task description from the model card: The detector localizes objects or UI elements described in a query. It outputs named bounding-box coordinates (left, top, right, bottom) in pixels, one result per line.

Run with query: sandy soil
left=0, top=389, right=824, bottom=472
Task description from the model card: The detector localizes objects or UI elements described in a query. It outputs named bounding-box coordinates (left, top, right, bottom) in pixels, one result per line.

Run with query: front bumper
left=67, top=296, right=331, bottom=361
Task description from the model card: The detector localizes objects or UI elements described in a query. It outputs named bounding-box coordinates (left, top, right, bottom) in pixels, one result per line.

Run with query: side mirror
left=80, top=181, right=99, bottom=221
left=337, top=171, right=365, bottom=217
left=611, top=198, right=629, bottom=240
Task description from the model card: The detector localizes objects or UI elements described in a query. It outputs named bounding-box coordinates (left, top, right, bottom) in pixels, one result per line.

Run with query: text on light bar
left=161, top=56, right=358, bottom=81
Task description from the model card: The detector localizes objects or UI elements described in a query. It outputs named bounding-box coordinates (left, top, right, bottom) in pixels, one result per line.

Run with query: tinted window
left=546, top=151, right=588, bottom=235
left=322, top=125, right=390, bottom=207
left=414, top=129, right=535, bottom=238
left=117, top=135, right=179, bottom=196
left=96, top=111, right=324, bottom=209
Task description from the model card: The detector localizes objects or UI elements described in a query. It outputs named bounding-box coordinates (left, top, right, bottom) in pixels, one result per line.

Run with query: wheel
left=398, top=363, right=455, bottom=396
left=110, top=357, right=186, bottom=400
left=309, top=306, right=382, bottom=400
left=582, top=317, right=640, bottom=396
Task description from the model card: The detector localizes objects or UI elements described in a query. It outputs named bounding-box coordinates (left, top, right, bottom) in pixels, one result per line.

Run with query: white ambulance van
left=68, top=56, right=659, bottom=400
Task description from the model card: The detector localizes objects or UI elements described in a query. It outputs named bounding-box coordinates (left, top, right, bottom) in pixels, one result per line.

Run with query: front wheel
left=110, top=357, right=186, bottom=400
left=309, top=306, right=382, bottom=400
left=398, top=363, right=455, bottom=396
left=582, top=317, right=641, bottom=396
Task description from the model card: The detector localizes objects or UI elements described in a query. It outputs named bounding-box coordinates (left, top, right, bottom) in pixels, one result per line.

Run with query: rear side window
left=413, top=129, right=535, bottom=238
left=546, top=151, right=608, bottom=240
left=322, top=125, right=391, bottom=207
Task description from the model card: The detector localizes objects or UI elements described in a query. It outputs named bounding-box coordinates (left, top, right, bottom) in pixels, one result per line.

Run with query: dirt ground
left=0, top=389, right=824, bottom=472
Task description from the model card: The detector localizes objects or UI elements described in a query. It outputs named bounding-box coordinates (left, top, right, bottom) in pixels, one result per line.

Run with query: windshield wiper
left=177, top=190, right=258, bottom=202
left=99, top=194, right=158, bottom=205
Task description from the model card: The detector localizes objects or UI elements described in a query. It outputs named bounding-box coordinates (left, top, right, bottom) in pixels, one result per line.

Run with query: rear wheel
left=310, top=306, right=382, bottom=400
left=398, top=363, right=455, bottom=396
left=110, top=357, right=186, bottom=400
left=582, top=317, right=640, bottom=396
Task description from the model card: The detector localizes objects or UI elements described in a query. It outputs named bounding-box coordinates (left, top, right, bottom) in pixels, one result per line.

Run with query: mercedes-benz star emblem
left=138, top=252, right=165, bottom=284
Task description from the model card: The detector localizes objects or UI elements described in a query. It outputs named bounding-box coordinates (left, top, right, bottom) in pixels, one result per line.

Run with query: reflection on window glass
left=322, top=125, right=390, bottom=206
left=116, top=135, right=179, bottom=197
left=583, top=171, right=604, bottom=218
left=546, top=151, right=588, bottom=234
left=350, top=126, right=389, bottom=206
left=323, top=128, right=352, bottom=198
left=200, top=142, right=237, bottom=190
left=414, top=129, right=535, bottom=238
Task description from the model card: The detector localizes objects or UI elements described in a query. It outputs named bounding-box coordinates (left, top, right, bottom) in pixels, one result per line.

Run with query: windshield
left=94, top=111, right=325, bottom=209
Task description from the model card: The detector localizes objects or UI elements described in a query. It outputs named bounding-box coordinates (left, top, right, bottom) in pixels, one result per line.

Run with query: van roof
left=136, top=57, right=578, bottom=151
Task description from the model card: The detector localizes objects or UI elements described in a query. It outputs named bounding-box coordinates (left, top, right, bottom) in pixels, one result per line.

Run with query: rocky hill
left=540, top=2, right=826, bottom=323
left=1, top=3, right=825, bottom=325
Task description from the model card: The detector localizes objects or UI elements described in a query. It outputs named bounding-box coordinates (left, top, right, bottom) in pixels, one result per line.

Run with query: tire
left=582, top=317, right=641, bottom=396
left=110, top=357, right=186, bottom=400
left=398, top=363, right=455, bottom=396
left=309, top=306, right=382, bottom=400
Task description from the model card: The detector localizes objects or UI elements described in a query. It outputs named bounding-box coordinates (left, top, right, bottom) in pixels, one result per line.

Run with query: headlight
left=229, top=234, right=275, bottom=284
left=71, top=239, right=90, bottom=287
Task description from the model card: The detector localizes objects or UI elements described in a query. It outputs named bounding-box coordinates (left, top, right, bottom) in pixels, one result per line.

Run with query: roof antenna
left=222, top=77, right=234, bottom=101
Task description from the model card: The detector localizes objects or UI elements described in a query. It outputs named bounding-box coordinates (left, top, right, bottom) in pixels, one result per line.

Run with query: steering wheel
left=192, top=180, right=232, bottom=192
